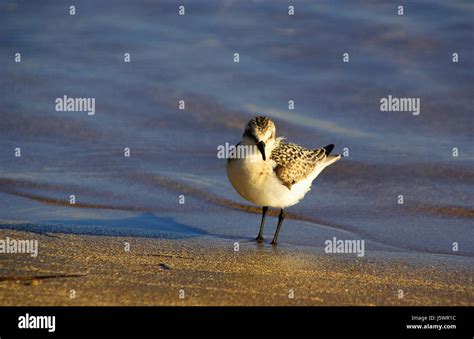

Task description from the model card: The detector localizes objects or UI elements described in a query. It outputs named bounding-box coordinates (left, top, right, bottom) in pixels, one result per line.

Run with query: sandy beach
left=0, top=1, right=473, bottom=308
left=1, top=229, right=472, bottom=306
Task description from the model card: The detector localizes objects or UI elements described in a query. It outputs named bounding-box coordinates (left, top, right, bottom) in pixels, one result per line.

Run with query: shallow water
left=0, top=1, right=473, bottom=258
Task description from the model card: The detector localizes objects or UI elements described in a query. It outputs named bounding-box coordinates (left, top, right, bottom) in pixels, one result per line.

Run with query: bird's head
left=242, top=116, right=276, bottom=161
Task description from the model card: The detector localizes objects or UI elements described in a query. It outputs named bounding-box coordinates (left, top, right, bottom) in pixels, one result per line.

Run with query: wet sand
left=1, top=229, right=472, bottom=306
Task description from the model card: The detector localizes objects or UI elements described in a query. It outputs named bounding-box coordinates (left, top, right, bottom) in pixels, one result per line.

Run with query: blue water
left=0, top=0, right=473, bottom=258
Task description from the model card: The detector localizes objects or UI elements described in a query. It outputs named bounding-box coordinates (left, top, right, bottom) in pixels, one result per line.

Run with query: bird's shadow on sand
left=0, top=213, right=208, bottom=240
left=0, top=212, right=280, bottom=246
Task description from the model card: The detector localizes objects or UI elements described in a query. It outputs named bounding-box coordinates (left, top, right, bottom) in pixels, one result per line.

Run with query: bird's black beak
left=257, top=141, right=266, bottom=161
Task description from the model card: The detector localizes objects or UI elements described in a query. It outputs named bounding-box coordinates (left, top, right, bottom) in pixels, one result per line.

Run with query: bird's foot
left=256, top=235, right=264, bottom=243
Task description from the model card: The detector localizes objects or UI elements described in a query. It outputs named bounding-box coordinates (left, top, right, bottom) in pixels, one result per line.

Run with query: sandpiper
left=226, top=116, right=341, bottom=244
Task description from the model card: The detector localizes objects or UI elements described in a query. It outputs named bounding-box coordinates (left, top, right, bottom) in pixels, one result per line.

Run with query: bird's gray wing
left=270, top=142, right=327, bottom=190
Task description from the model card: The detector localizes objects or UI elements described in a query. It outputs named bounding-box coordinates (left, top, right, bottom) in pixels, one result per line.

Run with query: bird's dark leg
left=271, top=209, right=286, bottom=245
left=256, top=206, right=268, bottom=242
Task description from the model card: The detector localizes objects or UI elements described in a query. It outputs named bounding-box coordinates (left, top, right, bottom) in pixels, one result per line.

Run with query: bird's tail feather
left=322, top=144, right=335, bottom=155
left=324, top=154, right=342, bottom=166
left=320, top=144, right=341, bottom=166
